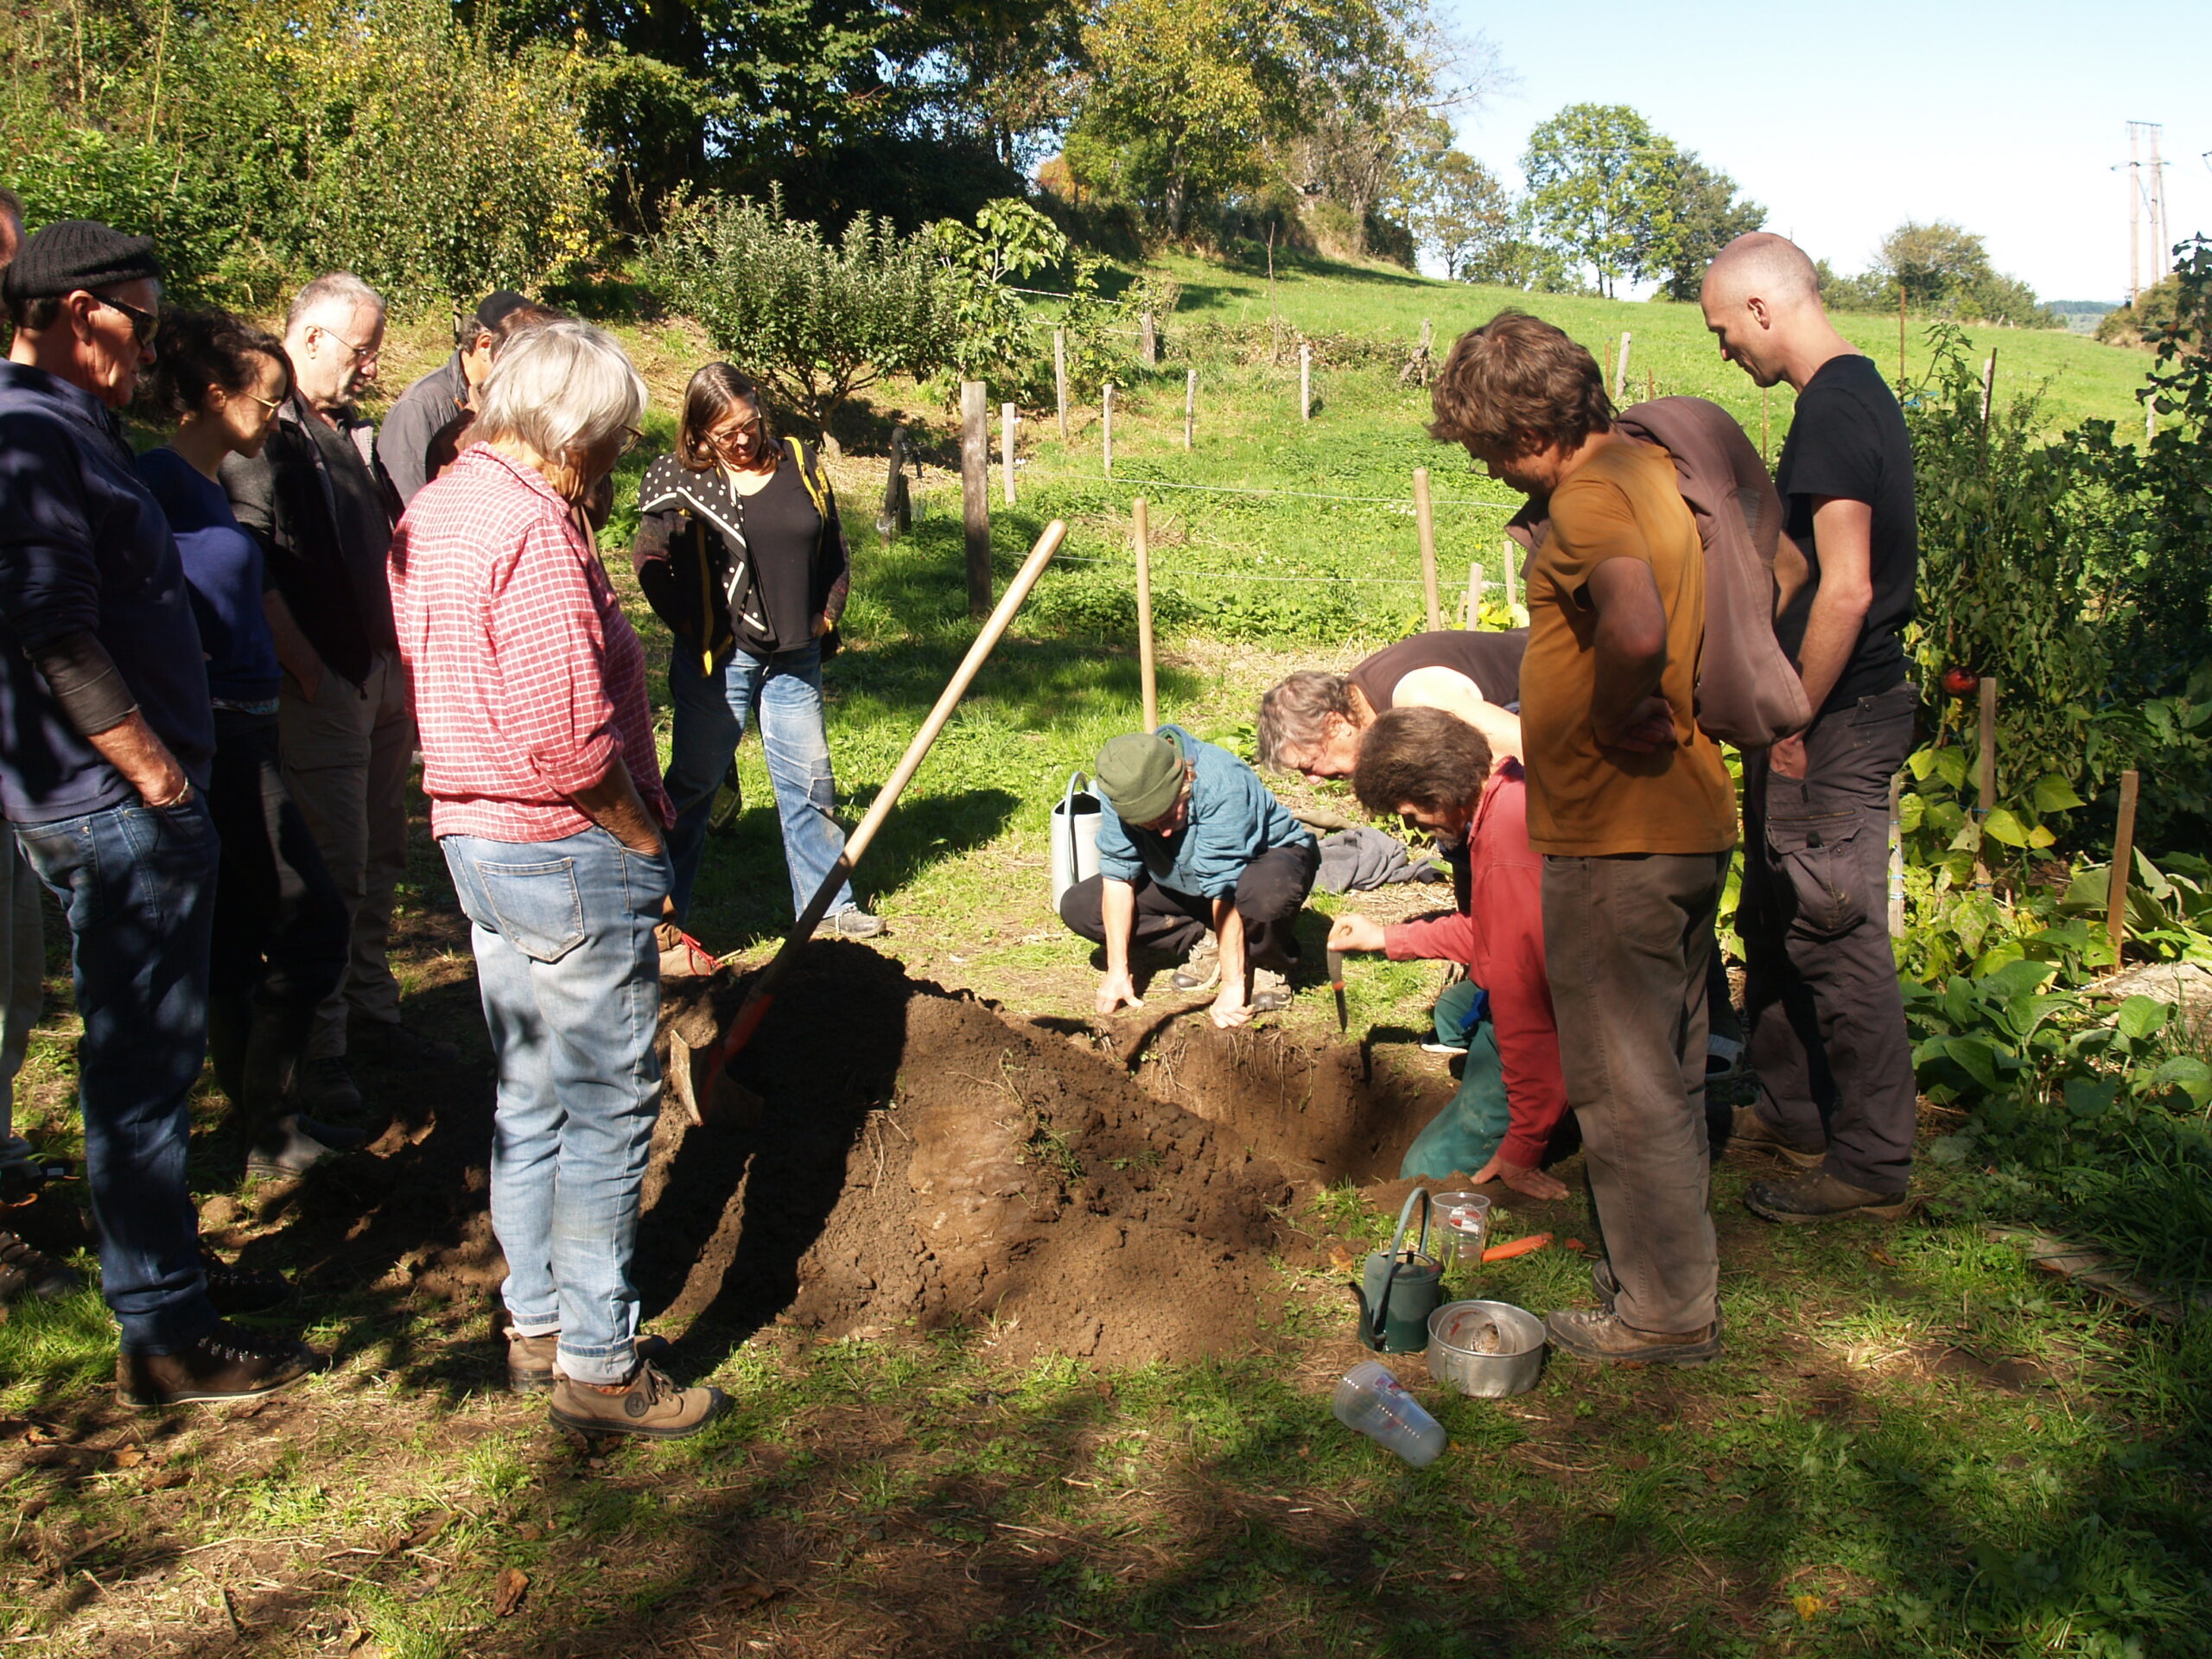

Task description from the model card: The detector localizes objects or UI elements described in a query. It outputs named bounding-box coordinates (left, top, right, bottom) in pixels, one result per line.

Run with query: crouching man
left=1060, top=726, right=1318, bottom=1029
left=1326, top=707, right=1568, bottom=1200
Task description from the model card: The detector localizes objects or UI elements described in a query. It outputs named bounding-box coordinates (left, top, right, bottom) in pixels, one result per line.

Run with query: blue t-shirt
left=137, top=447, right=283, bottom=705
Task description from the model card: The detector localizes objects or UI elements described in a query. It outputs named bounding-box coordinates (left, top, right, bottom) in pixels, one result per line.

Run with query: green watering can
left=1354, top=1188, right=1444, bottom=1354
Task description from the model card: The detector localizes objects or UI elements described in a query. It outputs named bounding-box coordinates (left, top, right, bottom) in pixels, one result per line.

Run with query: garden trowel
left=1327, top=948, right=1349, bottom=1033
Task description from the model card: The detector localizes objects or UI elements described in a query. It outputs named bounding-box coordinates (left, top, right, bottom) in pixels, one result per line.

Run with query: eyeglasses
left=241, top=389, right=286, bottom=413
left=619, top=425, right=645, bottom=456
left=88, top=293, right=158, bottom=346
left=707, top=421, right=762, bottom=454
left=315, top=324, right=380, bottom=367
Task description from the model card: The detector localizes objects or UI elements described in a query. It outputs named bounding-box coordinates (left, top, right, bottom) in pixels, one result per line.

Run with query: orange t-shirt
left=1517, top=438, right=1737, bottom=857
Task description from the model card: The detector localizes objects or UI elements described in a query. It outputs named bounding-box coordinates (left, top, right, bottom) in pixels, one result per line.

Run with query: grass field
left=0, top=253, right=2203, bottom=1657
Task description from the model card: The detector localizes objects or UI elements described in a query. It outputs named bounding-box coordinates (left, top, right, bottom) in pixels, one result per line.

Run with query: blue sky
left=1439, top=0, right=2212, bottom=302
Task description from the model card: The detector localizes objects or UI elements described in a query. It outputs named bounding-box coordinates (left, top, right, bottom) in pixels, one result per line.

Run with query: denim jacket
left=1094, top=724, right=1313, bottom=900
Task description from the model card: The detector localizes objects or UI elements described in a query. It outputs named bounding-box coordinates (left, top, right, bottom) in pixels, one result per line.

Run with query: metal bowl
left=1426, top=1299, right=1547, bottom=1397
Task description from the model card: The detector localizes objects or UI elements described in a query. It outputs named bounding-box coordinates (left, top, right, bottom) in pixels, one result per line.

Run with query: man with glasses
left=225, top=272, right=450, bottom=1143
left=0, top=219, right=321, bottom=1398
left=381, top=289, right=533, bottom=506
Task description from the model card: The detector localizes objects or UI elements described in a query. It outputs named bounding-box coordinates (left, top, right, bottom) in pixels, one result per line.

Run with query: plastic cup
left=1332, top=1360, right=1447, bottom=1467
left=1433, top=1191, right=1491, bottom=1265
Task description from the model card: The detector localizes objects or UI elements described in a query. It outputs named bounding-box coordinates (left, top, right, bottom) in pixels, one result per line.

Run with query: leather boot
left=242, top=1000, right=365, bottom=1175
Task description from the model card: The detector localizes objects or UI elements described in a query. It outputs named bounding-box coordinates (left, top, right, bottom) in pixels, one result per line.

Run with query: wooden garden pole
left=1300, top=342, right=1313, bottom=421
left=1184, top=369, right=1197, bottom=451
left=1897, top=288, right=1908, bottom=387
left=2107, top=769, right=2140, bottom=963
left=1133, top=497, right=1158, bottom=734
left=1102, top=383, right=1114, bottom=476
left=959, top=380, right=991, bottom=617
left=1616, top=333, right=1632, bottom=400
left=1980, top=351, right=1997, bottom=429
left=1465, top=562, right=1482, bottom=629
left=1761, top=386, right=1770, bottom=464
left=1976, top=677, right=1999, bottom=811
left=1887, top=776, right=1906, bottom=938
left=1140, top=310, right=1158, bottom=365
left=1414, top=467, right=1440, bottom=632
left=1001, top=402, right=1017, bottom=506
left=1053, top=328, right=1069, bottom=442
left=1502, top=540, right=1518, bottom=613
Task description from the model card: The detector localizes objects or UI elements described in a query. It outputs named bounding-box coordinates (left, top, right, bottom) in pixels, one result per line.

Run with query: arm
left=263, top=590, right=325, bottom=702
left=818, top=472, right=851, bottom=632
left=568, top=754, right=662, bottom=856
left=628, top=509, right=691, bottom=635
left=1209, top=898, right=1251, bottom=1028
left=1392, top=666, right=1523, bottom=765
left=86, top=712, right=190, bottom=806
left=1770, top=495, right=1874, bottom=779
left=1095, top=877, right=1141, bottom=1014
left=1584, top=556, right=1675, bottom=752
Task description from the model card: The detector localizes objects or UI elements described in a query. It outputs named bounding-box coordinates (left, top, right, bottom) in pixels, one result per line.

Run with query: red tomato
left=1942, top=667, right=1980, bottom=697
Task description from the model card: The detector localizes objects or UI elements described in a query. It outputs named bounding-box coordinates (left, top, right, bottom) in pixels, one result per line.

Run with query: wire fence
left=1016, top=468, right=1518, bottom=512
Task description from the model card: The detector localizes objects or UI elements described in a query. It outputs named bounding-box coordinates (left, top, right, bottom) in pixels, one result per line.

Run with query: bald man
left=1700, top=232, right=1918, bottom=1224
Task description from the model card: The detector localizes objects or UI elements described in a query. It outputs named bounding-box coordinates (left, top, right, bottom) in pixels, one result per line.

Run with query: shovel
left=670, top=520, right=1070, bottom=1126
left=1327, top=947, right=1349, bottom=1033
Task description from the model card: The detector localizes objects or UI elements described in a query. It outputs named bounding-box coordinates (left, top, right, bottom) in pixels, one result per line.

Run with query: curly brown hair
left=1352, top=706, right=1492, bottom=820
left=1255, top=671, right=1355, bottom=771
left=1427, top=309, right=1613, bottom=461
left=677, top=362, right=774, bottom=473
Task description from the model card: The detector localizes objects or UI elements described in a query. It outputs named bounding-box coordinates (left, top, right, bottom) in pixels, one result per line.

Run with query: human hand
left=1769, top=734, right=1808, bottom=780
left=1209, top=986, right=1254, bottom=1029
left=814, top=613, right=834, bottom=638
left=1603, top=696, right=1678, bottom=753
left=284, top=663, right=324, bottom=705
left=1326, top=914, right=1387, bottom=955
left=1470, top=1152, right=1570, bottom=1202
left=1096, top=970, right=1143, bottom=1016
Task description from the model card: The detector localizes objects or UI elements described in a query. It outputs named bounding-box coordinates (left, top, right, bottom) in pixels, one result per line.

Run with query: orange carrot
left=1481, top=1232, right=1553, bottom=1263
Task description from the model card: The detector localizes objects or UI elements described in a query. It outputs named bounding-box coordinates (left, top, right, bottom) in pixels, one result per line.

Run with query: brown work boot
left=506, top=1328, right=672, bottom=1394
left=118, top=1321, right=320, bottom=1407
left=1546, top=1306, right=1722, bottom=1366
left=1745, top=1171, right=1910, bottom=1224
left=550, top=1359, right=725, bottom=1440
left=0, top=1230, right=82, bottom=1305
left=1730, top=1104, right=1826, bottom=1170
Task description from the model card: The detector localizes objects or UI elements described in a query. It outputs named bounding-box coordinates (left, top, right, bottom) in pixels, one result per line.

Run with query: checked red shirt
left=389, top=445, right=671, bottom=844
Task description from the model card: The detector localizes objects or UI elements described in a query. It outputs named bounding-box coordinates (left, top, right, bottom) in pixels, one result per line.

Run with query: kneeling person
left=1061, top=727, right=1318, bottom=1029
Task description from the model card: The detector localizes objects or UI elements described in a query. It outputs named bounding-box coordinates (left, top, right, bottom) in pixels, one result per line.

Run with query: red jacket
left=1383, top=762, right=1567, bottom=1168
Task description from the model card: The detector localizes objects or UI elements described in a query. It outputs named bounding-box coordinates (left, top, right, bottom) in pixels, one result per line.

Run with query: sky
left=1438, top=0, right=2212, bottom=303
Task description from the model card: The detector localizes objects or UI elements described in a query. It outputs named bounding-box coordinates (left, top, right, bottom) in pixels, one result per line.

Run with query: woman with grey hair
left=389, top=321, right=723, bottom=1439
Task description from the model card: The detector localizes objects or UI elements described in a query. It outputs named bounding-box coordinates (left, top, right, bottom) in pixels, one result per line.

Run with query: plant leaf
left=1981, top=806, right=2033, bottom=848
left=2031, top=773, right=2087, bottom=814
left=2114, top=995, right=2171, bottom=1040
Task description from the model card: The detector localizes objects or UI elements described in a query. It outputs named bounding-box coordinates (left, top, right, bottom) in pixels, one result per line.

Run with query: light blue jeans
left=442, top=828, right=668, bottom=1386
left=663, top=639, right=855, bottom=924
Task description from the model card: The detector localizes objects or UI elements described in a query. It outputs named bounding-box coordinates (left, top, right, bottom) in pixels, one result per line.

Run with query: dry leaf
left=143, top=1467, right=190, bottom=1491
left=1622, top=1452, right=1650, bottom=1471
left=109, top=1446, right=145, bottom=1469
left=724, top=1574, right=792, bottom=1611
left=492, top=1567, right=529, bottom=1618
left=1328, top=1245, right=1357, bottom=1275
left=401, top=1510, right=454, bottom=1551
left=515, top=1523, right=543, bottom=1541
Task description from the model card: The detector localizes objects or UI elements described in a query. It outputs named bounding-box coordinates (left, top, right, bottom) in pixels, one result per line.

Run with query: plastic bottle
left=1332, top=1360, right=1447, bottom=1466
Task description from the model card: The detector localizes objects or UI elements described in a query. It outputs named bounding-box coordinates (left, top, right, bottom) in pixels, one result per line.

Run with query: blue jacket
left=138, top=448, right=283, bottom=705
left=0, top=362, right=213, bottom=823
left=1095, top=724, right=1313, bottom=900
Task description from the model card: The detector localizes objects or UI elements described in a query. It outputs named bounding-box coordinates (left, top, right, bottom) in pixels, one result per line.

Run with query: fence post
left=1414, top=467, right=1440, bottom=632
left=1502, top=539, right=1517, bottom=614
left=1184, top=369, right=1197, bottom=451
left=1134, top=497, right=1158, bottom=734
left=1976, top=677, right=1999, bottom=810
left=1887, top=776, right=1906, bottom=938
left=1054, top=327, right=1069, bottom=442
left=2106, top=769, right=2140, bottom=963
left=1103, top=383, right=1114, bottom=477
left=1001, top=402, right=1017, bottom=506
left=1140, top=310, right=1158, bottom=365
left=959, top=381, right=991, bottom=616
left=1300, top=342, right=1312, bottom=422
left=1615, top=333, right=1633, bottom=402
left=1761, top=386, right=1770, bottom=465
left=877, top=423, right=912, bottom=539
left=1465, top=562, right=1482, bottom=629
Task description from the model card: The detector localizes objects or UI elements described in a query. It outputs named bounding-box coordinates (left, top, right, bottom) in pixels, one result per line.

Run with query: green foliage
left=1404, top=141, right=1515, bottom=283
left=1829, top=220, right=2050, bottom=327
left=926, top=197, right=1072, bottom=381
left=1520, top=103, right=1681, bottom=298
left=636, top=188, right=953, bottom=447
left=1653, top=156, right=1764, bottom=302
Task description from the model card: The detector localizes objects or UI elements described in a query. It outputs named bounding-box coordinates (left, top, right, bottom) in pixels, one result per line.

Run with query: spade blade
left=1327, top=949, right=1348, bottom=1033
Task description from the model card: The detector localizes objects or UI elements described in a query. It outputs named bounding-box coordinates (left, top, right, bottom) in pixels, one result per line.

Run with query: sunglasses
left=89, top=293, right=158, bottom=346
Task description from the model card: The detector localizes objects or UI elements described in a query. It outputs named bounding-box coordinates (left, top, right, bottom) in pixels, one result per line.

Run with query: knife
left=1327, top=948, right=1348, bottom=1033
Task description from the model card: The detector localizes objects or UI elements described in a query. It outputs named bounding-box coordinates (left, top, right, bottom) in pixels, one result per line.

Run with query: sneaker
left=1706, top=1032, right=1747, bottom=1084
left=295, top=1056, right=363, bottom=1116
left=0, top=1230, right=82, bottom=1305
left=118, top=1322, right=320, bottom=1407
left=200, top=1252, right=293, bottom=1316
left=1420, top=1039, right=1471, bottom=1057
left=351, top=1020, right=460, bottom=1067
left=1545, top=1306, right=1721, bottom=1366
left=1248, top=967, right=1294, bottom=1014
left=1729, top=1104, right=1825, bottom=1170
left=815, top=907, right=887, bottom=941
left=1744, top=1172, right=1910, bottom=1224
left=245, top=1115, right=351, bottom=1179
left=548, top=1360, right=726, bottom=1440
left=1171, top=935, right=1221, bottom=993
left=506, top=1328, right=673, bottom=1394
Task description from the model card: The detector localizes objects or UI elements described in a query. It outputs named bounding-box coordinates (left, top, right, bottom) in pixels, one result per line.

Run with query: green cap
left=1095, top=731, right=1184, bottom=825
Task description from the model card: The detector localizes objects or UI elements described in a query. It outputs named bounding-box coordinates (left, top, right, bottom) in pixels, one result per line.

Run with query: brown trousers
left=1541, top=850, right=1730, bottom=1334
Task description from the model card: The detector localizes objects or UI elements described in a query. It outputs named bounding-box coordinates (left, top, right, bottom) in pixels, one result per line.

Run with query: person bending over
left=1060, top=726, right=1318, bottom=1029
left=1257, top=628, right=1526, bottom=783
left=1326, top=706, right=1568, bottom=1201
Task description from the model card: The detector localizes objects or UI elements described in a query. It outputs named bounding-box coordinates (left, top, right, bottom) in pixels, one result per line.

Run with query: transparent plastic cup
left=1433, top=1191, right=1491, bottom=1265
left=1332, top=1360, right=1447, bottom=1467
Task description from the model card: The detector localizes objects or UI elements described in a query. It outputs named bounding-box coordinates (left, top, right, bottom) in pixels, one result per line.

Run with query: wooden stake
left=1102, top=382, right=1114, bottom=476
left=1502, top=540, right=1518, bottom=613
left=1887, top=775, right=1906, bottom=938
left=1140, top=310, right=1157, bottom=365
left=2107, top=769, right=2140, bottom=963
left=1300, top=342, right=1312, bottom=421
left=1977, top=677, right=1999, bottom=810
left=959, top=380, right=990, bottom=617
left=1761, top=385, right=1770, bottom=464
left=1616, top=333, right=1632, bottom=400
left=1133, top=498, right=1158, bottom=734
left=1414, top=467, right=1440, bottom=632
left=1465, top=562, right=1482, bottom=629
left=1184, top=368, right=1196, bottom=451
left=1001, top=402, right=1017, bottom=506
left=1897, top=287, right=1907, bottom=388
left=1980, top=351, right=1997, bottom=429
left=1053, top=327, right=1069, bottom=442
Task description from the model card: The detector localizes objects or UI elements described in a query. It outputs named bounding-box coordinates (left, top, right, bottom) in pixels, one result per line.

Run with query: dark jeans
left=1740, top=682, right=1918, bottom=1193
left=1058, top=842, right=1320, bottom=970
left=13, top=798, right=221, bottom=1351
left=209, top=709, right=348, bottom=1010
left=1542, top=850, right=1728, bottom=1335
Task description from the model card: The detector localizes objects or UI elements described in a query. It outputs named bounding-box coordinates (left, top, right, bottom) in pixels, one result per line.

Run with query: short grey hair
left=286, top=270, right=384, bottom=333
left=474, top=320, right=646, bottom=464
left=1256, top=671, right=1355, bottom=771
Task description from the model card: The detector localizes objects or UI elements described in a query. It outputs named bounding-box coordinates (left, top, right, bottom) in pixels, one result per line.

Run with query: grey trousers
left=1740, top=683, right=1918, bottom=1194
left=1543, top=850, right=1729, bottom=1335
left=280, top=651, right=414, bottom=1061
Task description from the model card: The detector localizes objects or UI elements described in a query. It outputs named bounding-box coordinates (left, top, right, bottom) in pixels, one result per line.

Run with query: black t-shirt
left=1773, top=353, right=1916, bottom=713
left=728, top=449, right=823, bottom=654
left=1348, top=628, right=1530, bottom=713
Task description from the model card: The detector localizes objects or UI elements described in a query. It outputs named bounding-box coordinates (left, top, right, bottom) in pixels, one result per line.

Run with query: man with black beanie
left=380, top=289, right=531, bottom=505
left=0, top=218, right=319, bottom=1402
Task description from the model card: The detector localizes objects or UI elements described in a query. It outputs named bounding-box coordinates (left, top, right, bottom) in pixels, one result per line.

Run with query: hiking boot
left=295, top=1056, right=363, bottom=1116
left=506, top=1328, right=673, bottom=1394
left=1546, top=1306, right=1721, bottom=1367
left=1707, top=1033, right=1747, bottom=1084
left=815, top=907, right=887, bottom=941
left=200, top=1252, right=293, bottom=1316
left=351, top=1019, right=460, bottom=1067
left=1248, top=966, right=1294, bottom=1014
left=0, top=1230, right=82, bottom=1305
left=548, top=1360, right=726, bottom=1440
left=245, top=1115, right=353, bottom=1179
left=1745, top=1172, right=1910, bottom=1224
left=1171, top=935, right=1221, bottom=993
left=1590, top=1255, right=1620, bottom=1309
left=118, top=1322, right=320, bottom=1407
left=1730, top=1104, right=1825, bottom=1170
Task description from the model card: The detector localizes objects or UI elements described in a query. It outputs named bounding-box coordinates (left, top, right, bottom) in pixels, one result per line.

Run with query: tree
left=1521, top=103, right=1679, bottom=297
left=1406, top=141, right=1514, bottom=281
left=1852, top=221, right=2049, bottom=327
left=1654, top=156, right=1764, bottom=301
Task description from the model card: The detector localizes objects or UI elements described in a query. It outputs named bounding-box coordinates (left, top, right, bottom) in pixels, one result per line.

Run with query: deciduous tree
left=1521, top=103, right=1679, bottom=298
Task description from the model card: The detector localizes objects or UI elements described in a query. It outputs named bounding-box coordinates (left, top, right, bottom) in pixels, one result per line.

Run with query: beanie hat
left=0, top=219, right=161, bottom=303
left=1095, top=732, right=1185, bottom=826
